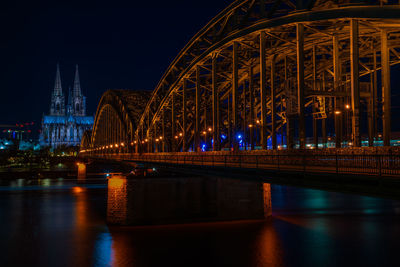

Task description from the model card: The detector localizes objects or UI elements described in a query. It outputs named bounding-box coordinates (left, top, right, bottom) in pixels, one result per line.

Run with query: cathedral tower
left=41, top=64, right=94, bottom=149
left=72, top=65, right=86, bottom=116
left=50, top=64, right=65, bottom=116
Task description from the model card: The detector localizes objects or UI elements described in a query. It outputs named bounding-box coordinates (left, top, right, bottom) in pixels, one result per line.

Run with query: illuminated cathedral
left=40, top=64, right=94, bottom=148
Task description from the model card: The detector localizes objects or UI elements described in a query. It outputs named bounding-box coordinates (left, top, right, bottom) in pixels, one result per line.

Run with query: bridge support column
left=232, top=42, right=239, bottom=151
left=249, top=66, right=255, bottom=150
left=350, top=19, right=361, bottom=147
left=182, top=79, right=187, bottom=152
left=312, top=45, right=318, bottom=149
left=368, top=48, right=377, bottom=147
left=271, top=56, right=277, bottom=150
left=212, top=55, right=220, bottom=151
left=162, top=109, right=166, bottom=152
left=242, top=80, right=247, bottom=150
left=195, top=66, right=201, bottom=152
left=373, top=50, right=378, bottom=143
left=322, top=72, right=328, bottom=148
left=333, top=34, right=342, bottom=148
left=297, top=23, right=306, bottom=149
left=381, top=30, right=391, bottom=146
left=107, top=175, right=271, bottom=225
left=154, top=124, right=158, bottom=153
left=286, top=115, right=294, bottom=149
left=260, top=31, right=268, bottom=150
left=171, top=91, right=177, bottom=151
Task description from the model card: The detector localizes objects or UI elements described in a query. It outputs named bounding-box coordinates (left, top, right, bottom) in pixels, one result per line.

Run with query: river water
left=0, top=176, right=399, bottom=267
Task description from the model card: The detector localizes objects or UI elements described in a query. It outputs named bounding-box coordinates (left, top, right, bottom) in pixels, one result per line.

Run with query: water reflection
left=0, top=177, right=400, bottom=266
left=107, top=176, right=271, bottom=225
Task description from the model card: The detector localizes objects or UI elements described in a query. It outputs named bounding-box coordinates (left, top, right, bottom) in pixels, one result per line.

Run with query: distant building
left=40, top=64, right=94, bottom=148
left=0, top=123, right=34, bottom=141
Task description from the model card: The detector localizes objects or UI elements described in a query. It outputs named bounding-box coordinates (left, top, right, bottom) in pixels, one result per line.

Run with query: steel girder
left=83, top=1, right=400, bottom=155
left=132, top=1, right=400, bottom=152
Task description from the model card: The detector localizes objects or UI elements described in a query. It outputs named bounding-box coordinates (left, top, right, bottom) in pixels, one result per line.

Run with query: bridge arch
left=81, top=1, right=400, bottom=157
left=132, top=0, right=400, bottom=153
left=81, top=90, right=150, bottom=154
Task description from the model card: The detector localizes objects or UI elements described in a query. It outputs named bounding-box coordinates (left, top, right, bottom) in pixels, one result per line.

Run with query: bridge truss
left=81, top=0, right=400, bottom=155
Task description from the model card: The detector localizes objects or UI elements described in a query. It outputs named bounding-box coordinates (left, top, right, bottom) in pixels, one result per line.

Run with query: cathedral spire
left=54, top=64, right=63, bottom=96
left=73, top=64, right=81, bottom=97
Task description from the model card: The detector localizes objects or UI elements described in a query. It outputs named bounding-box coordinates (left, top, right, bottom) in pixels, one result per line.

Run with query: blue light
left=201, top=144, right=206, bottom=152
left=105, top=173, right=110, bottom=177
left=221, top=134, right=227, bottom=140
left=43, top=115, right=94, bottom=125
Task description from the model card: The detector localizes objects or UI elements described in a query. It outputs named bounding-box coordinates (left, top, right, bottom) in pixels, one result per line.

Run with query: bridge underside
left=87, top=150, right=400, bottom=200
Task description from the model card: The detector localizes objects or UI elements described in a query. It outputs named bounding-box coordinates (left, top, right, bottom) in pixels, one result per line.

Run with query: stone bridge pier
left=107, top=175, right=272, bottom=225
left=76, top=162, right=87, bottom=182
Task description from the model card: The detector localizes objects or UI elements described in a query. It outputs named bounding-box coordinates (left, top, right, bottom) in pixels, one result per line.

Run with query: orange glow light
left=108, top=177, right=126, bottom=188
left=72, top=187, right=85, bottom=194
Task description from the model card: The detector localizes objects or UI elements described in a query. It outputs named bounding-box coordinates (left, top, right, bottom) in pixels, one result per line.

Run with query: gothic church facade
left=41, top=64, right=94, bottom=148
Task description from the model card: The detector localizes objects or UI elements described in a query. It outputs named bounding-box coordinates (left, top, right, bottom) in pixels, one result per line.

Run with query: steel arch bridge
left=81, top=90, right=151, bottom=153
left=81, top=0, right=400, bottom=157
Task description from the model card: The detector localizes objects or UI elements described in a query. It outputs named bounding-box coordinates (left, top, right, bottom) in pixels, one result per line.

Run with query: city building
left=40, top=64, right=93, bottom=148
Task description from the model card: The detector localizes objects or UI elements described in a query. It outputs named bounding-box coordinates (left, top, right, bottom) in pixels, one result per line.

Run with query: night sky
left=0, top=0, right=232, bottom=129
left=1, top=0, right=400, bottom=136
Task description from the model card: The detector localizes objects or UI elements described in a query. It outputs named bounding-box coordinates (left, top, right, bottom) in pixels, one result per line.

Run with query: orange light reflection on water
left=72, top=186, right=86, bottom=194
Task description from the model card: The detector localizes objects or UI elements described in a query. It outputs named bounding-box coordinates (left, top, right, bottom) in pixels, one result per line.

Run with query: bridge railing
left=97, top=152, right=400, bottom=177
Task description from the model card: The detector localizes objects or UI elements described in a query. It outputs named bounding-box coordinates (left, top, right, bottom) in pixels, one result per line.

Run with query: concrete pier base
left=107, top=175, right=272, bottom=225
left=77, top=163, right=86, bottom=182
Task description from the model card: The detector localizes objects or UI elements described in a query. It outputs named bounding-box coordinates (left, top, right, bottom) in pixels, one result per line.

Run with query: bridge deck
left=89, top=152, right=400, bottom=178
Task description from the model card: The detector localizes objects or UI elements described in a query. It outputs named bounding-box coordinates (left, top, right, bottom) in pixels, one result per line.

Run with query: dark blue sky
left=1, top=0, right=400, bottom=135
left=0, top=0, right=232, bottom=126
